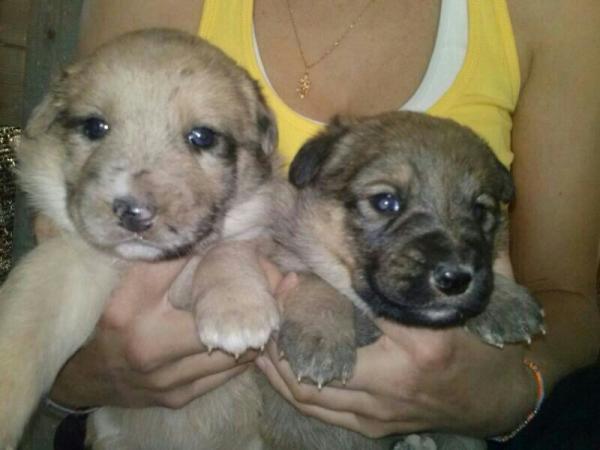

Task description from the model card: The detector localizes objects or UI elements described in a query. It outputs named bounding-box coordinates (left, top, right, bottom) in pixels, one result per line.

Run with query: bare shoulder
left=508, top=0, right=600, bottom=79
left=78, top=0, right=205, bottom=55
left=508, top=0, right=600, bottom=39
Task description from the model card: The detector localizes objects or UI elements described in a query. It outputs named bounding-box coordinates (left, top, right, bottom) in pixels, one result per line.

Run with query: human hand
left=49, top=258, right=255, bottom=409
left=256, top=253, right=538, bottom=439
left=257, top=320, right=537, bottom=438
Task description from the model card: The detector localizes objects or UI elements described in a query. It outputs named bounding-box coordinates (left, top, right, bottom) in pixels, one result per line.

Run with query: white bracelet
left=44, top=397, right=99, bottom=418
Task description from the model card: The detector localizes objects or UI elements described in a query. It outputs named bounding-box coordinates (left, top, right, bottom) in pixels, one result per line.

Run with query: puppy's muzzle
left=112, top=195, right=156, bottom=233
left=431, top=263, right=473, bottom=296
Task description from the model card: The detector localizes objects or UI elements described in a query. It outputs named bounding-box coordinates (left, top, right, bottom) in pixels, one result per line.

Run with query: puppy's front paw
left=278, top=320, right=356, bottom=388
left=0, top=362, right=35, bottom=450
left=465, top=275, right=545, bottom=347
left=195, top=286, right=280, bottom=357
left=393, top=434, right=437, bottom=450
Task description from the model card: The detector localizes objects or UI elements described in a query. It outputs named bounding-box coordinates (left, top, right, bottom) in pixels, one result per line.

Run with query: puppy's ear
left=24, top=92, right=62, bottom=139
left=289, top=118, right=348, bottom=188
left=23, top=68, right=75, bottom=139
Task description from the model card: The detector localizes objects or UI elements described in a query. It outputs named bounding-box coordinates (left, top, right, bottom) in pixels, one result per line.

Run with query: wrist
left=458, top=345, right=537, bottom=438
left=489, top=359, right=545, bottom=441
left=49, top=371, right=109, bottom=410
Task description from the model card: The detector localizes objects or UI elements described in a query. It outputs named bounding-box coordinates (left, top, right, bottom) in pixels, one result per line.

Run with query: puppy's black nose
left=432, top=264, right=472, bottom=296
left=112, top=196, right=156, bottom=232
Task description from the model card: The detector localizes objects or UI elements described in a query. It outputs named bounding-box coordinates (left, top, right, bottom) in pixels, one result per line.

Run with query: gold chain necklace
left=285, top=0, right=375, bottom=99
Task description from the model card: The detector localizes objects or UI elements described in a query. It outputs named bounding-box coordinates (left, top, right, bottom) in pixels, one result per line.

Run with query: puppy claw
left=317, top=381, right=323, bottom=391
left=297, top=374, right=303, bottom=383
left=540, top=325, right=547, bottom=335
left=207, top=346, right=214, bottom=355
left=278, top=319, right=357, bottom=389
left=279, top=350, right=285, bottom=360
left=466, top=275, right=545, bottom=347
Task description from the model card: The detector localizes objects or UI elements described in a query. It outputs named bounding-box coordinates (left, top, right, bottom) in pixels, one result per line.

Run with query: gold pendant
left=297, top=72, right=311, bottom=99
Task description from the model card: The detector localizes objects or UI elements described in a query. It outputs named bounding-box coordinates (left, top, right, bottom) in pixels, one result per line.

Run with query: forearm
left=525, top=290, right=600, bottom=392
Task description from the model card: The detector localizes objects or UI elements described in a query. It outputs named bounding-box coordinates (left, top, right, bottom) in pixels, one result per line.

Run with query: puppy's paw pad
left=196, top=289, right=279, bottom=356
left=278, top=320, right=356, bottom=387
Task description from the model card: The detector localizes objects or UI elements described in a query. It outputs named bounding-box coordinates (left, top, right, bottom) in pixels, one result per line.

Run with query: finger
left=139, top=349, right=257, bottom=392
left=275, top=272, right=299, bottom=297
left=258, top=256, right=284, bottom=292
left=308, top=335, right=410, bottom=393
left=260, top=342, right=387, bottom=417
left=102, top=257, right=191, bottom=322
left=124, top=301, right=264, bottom=372
left=151, top=363, right=251, bottom=409
left=118, top=303, right=206, bottom=371
left=370, top=318, right=458, bottom=353
left=370, top=318, right=424, bottom=342
left=263, top=332, right=410, bottom=414
left=122, top=258, right=192, bottom=302
left=256, top=355, right=415, bottom=438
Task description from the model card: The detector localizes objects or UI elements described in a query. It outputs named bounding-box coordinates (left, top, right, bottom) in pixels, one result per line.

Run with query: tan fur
left=0, top=29, right=282, bottom=449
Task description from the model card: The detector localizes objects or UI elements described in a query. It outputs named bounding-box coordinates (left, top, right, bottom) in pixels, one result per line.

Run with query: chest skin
left=80, top=0, right=533, bottom=113
left=253, top=0, right=440, bottom=122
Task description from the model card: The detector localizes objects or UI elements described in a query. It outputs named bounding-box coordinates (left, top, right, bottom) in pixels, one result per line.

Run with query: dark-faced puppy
left=289, top=111, right=513, bottom=326
left=262, top=111, right=544, bottom=450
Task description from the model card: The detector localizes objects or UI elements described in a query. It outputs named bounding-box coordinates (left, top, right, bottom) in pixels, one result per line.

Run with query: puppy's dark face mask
left=289, top=112, right=513, bottom=326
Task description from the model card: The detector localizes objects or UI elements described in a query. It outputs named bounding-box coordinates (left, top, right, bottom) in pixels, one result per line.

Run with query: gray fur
left=260, top=112, right=545, bottom=450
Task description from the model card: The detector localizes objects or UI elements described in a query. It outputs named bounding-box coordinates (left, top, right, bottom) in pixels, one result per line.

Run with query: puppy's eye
left=82, top=117, right=110, bottom=140
left=369, top=193, right=402, bottom=215
left=186, top=126, right=218, bottom=150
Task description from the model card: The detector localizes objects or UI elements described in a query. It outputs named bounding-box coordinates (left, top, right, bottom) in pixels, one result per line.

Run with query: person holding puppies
left=24, top=0, right=599, bottom=448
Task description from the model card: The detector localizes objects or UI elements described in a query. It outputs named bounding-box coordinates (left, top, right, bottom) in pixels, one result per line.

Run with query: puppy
left=259, top=112, right=545, bottom=450
left=0, top=29, right=281, bottom=449
left=0, top=30, right=543, bottom=449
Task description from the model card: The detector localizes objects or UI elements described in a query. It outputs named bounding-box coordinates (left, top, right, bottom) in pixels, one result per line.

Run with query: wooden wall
left=0, top=0, right=32, bottom=127
left=0, top=0, right=83, bottom=128
left=0, top=0, right=83, bottom=265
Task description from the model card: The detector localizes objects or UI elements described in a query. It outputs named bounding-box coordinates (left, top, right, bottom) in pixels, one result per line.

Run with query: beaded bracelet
left=490, top=359, right=545, bottom=442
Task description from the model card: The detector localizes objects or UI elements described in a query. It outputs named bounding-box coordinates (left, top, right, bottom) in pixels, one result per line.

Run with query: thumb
left=131, top=258, right=191, bottom=293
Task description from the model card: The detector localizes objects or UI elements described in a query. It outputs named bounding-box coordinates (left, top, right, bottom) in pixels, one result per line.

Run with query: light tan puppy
left=0, top=30, right=281, bottom=449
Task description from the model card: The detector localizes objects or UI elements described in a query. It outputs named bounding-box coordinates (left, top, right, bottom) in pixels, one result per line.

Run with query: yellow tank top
left=199, top=0, right=519, bottom=168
